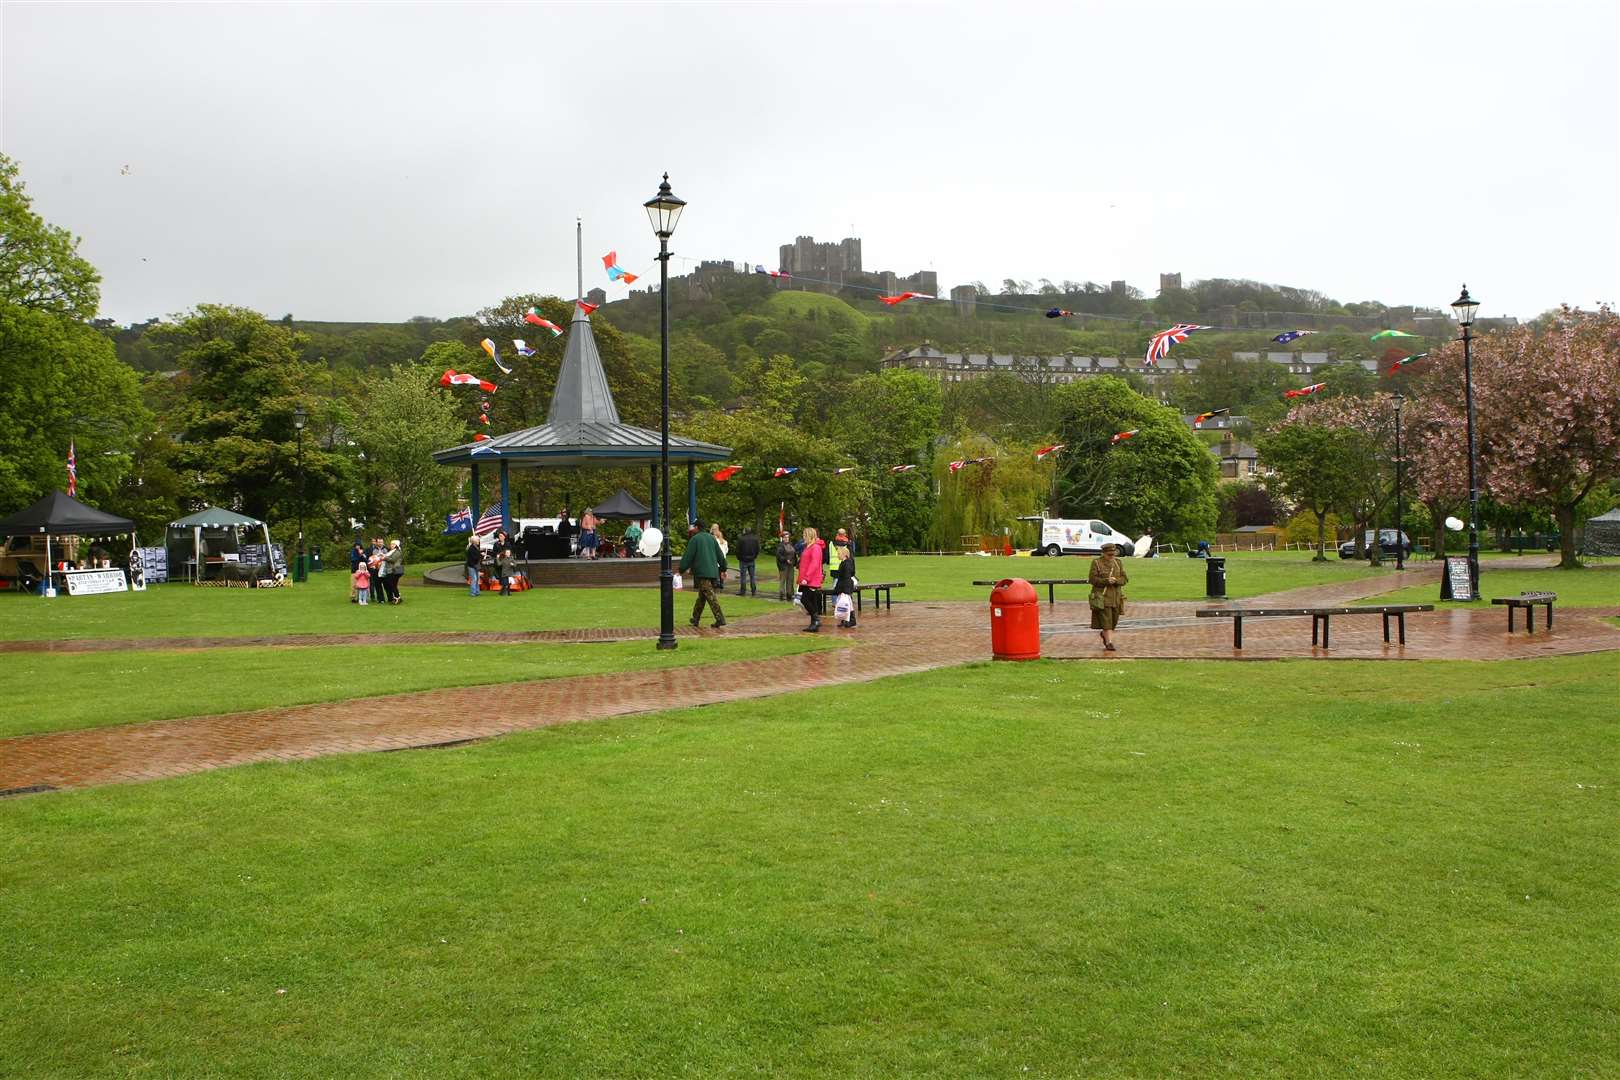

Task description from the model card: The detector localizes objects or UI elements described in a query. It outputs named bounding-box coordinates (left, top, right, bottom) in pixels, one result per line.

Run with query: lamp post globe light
left=293, top=405, right=308, bottom=583
left=1451, top=285, right=1481, bottom=597
left=645, top=173, right=685, bottom=650
left=1392, top=390, right=1405, bottom=572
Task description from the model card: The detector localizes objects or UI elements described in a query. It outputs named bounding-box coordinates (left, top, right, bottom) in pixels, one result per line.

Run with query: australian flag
left=443, top=507, right=473, bottom=535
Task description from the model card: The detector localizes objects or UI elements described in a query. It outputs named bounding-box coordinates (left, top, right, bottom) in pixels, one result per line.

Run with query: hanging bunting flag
left=1045, top=308, right=1076, bottom=319
left=773, top=467, right=799, bottom=478
left=603, top=251, right=639, bottom=285
left=524, top=307, right=563, bottom=336
left=442, top=370, right=498, bottom=392
left=481, top=338, right=511, bottom=374
left=833, top=467, right=857, bottom=475
left=889, top=464, right=918, bottom=473
left=1284, top=382, right=1327, bottom=399
left=472, top=432, right=492, bottom=442
left=1370, top=329, right=1420, bottom=341
left=878, top=292, right=934, bottom=306
left=576, top=300, right=599, bottom=315
left=1384, top=352, right=1428, bottom=376
left=66, top=440, right=77, bottom=497
left=753, top=265, right=790, bottom=279
left=512, top=339, right=535, bottom=357
left=479, top=413, right=490, bottom=425
left=1111, top=429, right=1140, bottom=444
left=1035, top=444, right=1066, bottom=460
left=1271, top=330, right=1318, bottom=344
left=1193, top=408, right=1231, bottom=429
left=1145, top=323, right=1211, bottom=365
left=712, top=465, right=742, bottom=481
left=948, top=459, right=968, bottom=473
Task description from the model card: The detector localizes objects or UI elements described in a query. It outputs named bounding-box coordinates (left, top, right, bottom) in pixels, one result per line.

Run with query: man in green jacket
left=679, top=520, right=728, bottom=628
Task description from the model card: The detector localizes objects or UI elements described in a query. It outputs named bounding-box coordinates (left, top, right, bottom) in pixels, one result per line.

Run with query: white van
left=1018, top=516, right=1136, bottom=557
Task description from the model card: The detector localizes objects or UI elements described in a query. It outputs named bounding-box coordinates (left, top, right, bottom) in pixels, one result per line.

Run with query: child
left=352, top=560, right=370, bottom=606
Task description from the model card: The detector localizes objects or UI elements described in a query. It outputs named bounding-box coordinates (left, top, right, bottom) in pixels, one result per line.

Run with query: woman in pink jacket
left=796, top=526, right=825, bottom=632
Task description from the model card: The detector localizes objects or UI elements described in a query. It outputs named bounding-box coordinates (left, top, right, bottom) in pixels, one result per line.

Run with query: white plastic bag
left=834, top=592, right=854, bottom=623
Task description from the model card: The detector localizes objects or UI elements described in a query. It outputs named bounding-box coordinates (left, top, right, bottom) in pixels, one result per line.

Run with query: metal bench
left=972, top=578, right=1088, bottom=605
left=821, top=581, right=905, bottom=612
left=1195, top=604, right=1434, bottom=649
left=1491, top=591, right=1556, bottom=634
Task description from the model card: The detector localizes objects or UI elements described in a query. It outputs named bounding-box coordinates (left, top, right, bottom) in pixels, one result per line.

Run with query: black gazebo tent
left=0, top=491, right=137, bottom=594
left=589, top=488, right=652, bottom=520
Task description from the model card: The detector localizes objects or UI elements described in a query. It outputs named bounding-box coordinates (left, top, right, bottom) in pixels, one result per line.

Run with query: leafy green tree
left=1256, top=420, right=1363, bottom=559
left=0, top=154, right=100, bottom=320
left=350, top=364, right=469, bottom=540
left=680, top=409, right=864, bottom=538
left=929, top=430, right=1050, bottom=550
left=831, top=369, right=941, bottom=551
left=1048, top=377, right=1218, bottom=544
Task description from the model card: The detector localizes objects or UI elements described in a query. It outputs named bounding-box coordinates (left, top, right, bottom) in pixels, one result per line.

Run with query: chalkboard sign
left=1441, top=556, right=1474, bottom=601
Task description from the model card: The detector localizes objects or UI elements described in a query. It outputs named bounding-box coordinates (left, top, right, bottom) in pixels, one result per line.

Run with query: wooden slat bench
left=1492, top=592, right=1556, bottom=634
left=821, top=581, right=905, bottom=612
left=1195, top=604, right=1434, bottom=649
left=972, top=578, right=1088, bottom=605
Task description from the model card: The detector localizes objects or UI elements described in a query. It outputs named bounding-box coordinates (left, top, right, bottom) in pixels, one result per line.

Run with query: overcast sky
left=3, top=0, right=1616, bottom=325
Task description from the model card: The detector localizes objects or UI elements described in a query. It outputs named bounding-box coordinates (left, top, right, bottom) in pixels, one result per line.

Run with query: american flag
left=473, top=501, right=505, bottom=536
left=66, top=441, right=76, bottom=496
left=1145, top=324, right=1210, bottom=365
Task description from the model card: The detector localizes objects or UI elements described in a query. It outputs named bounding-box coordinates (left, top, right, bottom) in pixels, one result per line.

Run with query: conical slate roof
left=547, top=306, right=619, bottom=426
left=433, top=306, right=730, bottom=469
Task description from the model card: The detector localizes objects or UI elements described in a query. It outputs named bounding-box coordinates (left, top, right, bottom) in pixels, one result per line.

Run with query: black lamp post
left=1451, top=285, right=1481, bottom=596
left=1393, top=390, right=1405, bottom=572
left=645, top=173, right=685, bottom=650
left=293, top=405, right=308, bottom=583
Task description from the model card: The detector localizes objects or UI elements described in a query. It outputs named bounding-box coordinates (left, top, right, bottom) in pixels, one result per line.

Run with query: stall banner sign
left=63, top=568, right=129, bottom=596
left=132, top=546, right=168, bottom=586
left=240, top=543, right=289, bottom=578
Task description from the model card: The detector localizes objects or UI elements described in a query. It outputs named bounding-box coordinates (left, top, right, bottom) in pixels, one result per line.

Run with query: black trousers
left=383, top=573, right=401, bottom=602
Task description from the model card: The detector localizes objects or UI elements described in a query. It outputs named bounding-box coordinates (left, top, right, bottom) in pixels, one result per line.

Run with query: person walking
left=679, top=519, right=727, bottom=628
left=352, top=558, right=370, bottom=606
left=831, top=530, right=857, bottom=628
left=774, top=530, right=798, bottom=601
left=465, top=533, right=482, bottom=597
left=797, top=526, right=825, bottom=632
left=1088, top=542, right=1129, bottom=651
left=734, top=527, right=760, bottom=596
left=382, top=539, right=405, bottom=604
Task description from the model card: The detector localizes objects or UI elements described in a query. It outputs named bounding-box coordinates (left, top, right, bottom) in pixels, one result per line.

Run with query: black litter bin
left=1205, top=556, right=1227, bottom=599
left=310, top=546, right=324, bottom=572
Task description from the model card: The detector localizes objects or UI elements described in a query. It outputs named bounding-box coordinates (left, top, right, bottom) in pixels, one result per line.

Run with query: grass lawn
left=0, top=636, right=846, bottom=739
left=1363, top=565, right=1620, bottom=609
left=3, top=654, right=1613, bottom=1078
left=853, top=550, right=1387, bottom=602
left=0, top=567, right=783, bottom=642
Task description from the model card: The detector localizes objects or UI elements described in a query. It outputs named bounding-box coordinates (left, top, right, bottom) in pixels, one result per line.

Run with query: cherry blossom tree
left=1401, top=396, right=1469, bottom=558
left=1278, top=392, right=1400, bottom=559
left=1416, top=307, right=1620, bottom=568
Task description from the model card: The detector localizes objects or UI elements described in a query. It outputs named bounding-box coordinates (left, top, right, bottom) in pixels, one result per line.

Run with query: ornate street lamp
left=293, top=405, right=308, bottom=583
left=1451, top=285, right=1481, bottom=597
left=1393, top=390, right=1405, bottom=572
left=645, top=173, right=686, bottom=650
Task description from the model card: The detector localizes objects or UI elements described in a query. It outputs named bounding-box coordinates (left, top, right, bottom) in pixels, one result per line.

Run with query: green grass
left=3, top=655, right=1614, bottom=1077
left=0, top=567, right=783, bottom=642
left=855, top=550, right=1386, bottom=602
left=0, top=636, right=846, bottom=739
left=1363, top=566, right=1620, bottom=609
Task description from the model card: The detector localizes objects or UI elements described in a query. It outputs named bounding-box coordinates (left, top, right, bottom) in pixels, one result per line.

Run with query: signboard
left=62, top=568, right=128, bottom=596
left=132, top=546, right=168, bottom=586
left=240, top=544, right=289, bottom=579
left=1440, top=556, right=1474, bottom=601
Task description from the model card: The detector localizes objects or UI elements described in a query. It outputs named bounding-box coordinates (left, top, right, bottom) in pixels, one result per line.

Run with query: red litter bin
left=990, top=578, right=1040, bottom=661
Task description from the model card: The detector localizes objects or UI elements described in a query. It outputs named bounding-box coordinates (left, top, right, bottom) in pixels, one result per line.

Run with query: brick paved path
left=2, top=557, right=1614, bottom=795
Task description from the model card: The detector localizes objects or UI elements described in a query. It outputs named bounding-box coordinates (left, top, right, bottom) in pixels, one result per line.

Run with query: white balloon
left=1444, top=516, right=1464, bottom=532
left=637, top=527, right=663, bottom=557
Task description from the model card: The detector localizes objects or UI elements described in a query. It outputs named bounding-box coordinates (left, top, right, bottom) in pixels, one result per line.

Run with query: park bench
left=972, top=578, right=1088, bottom=605
left=821, top=581, right=905, bottom=612
left=1491, top=591, right=1556, bottom=634
left=1195, top=604, right=1434, bottom=650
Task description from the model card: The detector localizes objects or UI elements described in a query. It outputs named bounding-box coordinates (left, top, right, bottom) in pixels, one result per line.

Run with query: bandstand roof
left=433, top=306, right=730, bottom=469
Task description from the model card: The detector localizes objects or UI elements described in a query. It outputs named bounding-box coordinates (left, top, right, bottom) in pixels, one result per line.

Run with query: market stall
left=166, top=507, right=281, bottom=585
left=0, top=490, right=139, bottom=596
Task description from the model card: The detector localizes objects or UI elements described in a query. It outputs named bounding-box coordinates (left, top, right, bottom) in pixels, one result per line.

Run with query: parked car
left=1019, top=516, right=1136, bottom=557
left=1338, top=529, right=1412, bottom=559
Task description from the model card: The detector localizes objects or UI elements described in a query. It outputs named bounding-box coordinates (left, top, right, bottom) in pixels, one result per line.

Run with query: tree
left=1417, top=308, right=1620, bottom=567
left=1048, top=377, right=1219, bottom=544
left=680, top=409, right=865, bottom=539
left=1256, top=420, right=1363, bottom=559
left=830, top=369, right=941, bottom=552
left=1402, top=397, right=1468, bottom=558
left=350, top=364, right=469, bottom=540
left=0, top=154, right=101, bottom=320
left=929, top=431, right=1050, bottom=550
left=1284, top=392, right=1401, bottom=558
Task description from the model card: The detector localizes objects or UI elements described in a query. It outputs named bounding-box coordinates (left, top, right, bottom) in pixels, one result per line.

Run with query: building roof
left=434, top=307, right=730, bottom=469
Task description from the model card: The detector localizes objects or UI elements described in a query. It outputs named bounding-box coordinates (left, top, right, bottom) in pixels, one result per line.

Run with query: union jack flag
left=473, top=500, right=505, bottom=536
left=1145, top=324, right=1210, bottom=365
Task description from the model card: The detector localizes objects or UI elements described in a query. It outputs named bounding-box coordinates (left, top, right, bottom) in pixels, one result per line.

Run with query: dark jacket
left=465, top=541, right=482, bottom=569
left=679, top=530, right=727, bottom=580
left=833, top=545, right=855, bottom=594
left=736, top=531, right=761, bottom=562
left=350, top=544, right=365, bottom=571
left=775, top=539, right=797, bottom=570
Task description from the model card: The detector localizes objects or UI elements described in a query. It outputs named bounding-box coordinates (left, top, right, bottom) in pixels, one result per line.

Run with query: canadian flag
left=1110, top=429, right=1139, bottom=444
left=1284, top=382, right=1327, bottom=399
left=442, top=370, right=498, bottom=392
